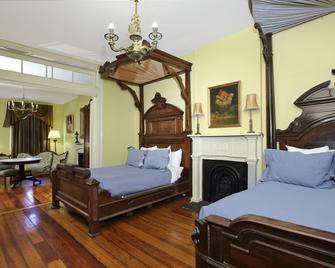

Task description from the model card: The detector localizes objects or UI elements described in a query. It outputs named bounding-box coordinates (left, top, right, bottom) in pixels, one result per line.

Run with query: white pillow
left=286, top=145, right=329, bottom=154
left=156, top=146, right=171, bottom=151
left=140, top=146, right=157, bottom=151
left=168, top=149, right=182, bottom=168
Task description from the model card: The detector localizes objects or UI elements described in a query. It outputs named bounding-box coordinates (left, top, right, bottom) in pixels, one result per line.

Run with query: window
left=23, top=61, right=46, bottom=77
left=0, top=55, right=21, bottom=72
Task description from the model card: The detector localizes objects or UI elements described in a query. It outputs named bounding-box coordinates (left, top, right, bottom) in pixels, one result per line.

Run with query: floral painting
left=208, top=81, right=240, bottom=128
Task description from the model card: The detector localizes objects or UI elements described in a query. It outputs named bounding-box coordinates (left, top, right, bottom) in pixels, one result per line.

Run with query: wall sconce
left=193, top=102, right=204, bottom=135
left=244, top=94, right=259, bottom=133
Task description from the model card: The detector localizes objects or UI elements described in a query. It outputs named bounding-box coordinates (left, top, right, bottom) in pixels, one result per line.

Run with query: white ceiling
left=0, top=83, right=77, bottom=104
left=0, top=0, right=253, bottom=103
left=0, top=0, right=253, bottom=63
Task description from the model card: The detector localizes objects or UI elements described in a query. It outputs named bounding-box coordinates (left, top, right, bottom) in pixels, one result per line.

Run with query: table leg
left=11, top=164, right=25, bottom=189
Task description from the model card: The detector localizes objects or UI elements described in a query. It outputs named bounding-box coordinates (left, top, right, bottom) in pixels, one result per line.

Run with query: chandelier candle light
left=8, top=88, right=38, bottom=114
left=104, top=0, right=163, bottom=62
left=244, top=94, right=260, bottom=133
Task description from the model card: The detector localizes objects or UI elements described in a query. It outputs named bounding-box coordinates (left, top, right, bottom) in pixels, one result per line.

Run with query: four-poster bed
left=193, top=2, right=335, bottom=266
left=192, top=80, right=335, bottom=267
left=51, top=49, right=193, bottom=237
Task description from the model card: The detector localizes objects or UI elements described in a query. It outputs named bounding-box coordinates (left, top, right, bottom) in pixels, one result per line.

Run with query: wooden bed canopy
left=99, top=49, right=193, bottom=144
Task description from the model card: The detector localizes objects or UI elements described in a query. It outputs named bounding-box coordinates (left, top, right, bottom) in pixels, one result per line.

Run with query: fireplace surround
left=189, top=133, right=262, bottom=202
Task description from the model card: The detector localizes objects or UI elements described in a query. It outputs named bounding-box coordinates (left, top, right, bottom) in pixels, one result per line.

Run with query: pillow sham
left=143, top=149, right=170, bottom=170
left=140, top=146, right=157, bottom=151
left=168, top=149, right=182, bottom=168
left=261, top=149, right=335, bottom=188
left=286, top=145, right=329, bottom=154
left=126, top=147, right=146, bottom=167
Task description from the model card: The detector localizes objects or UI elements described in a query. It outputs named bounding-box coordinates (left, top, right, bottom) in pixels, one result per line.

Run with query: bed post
left=87, top=178, right=101, bottom=237
left=256, top=24, right=276, bottom=149
left=51, top=169, right=60, bottom=209
left=185, top=70, right=192, bottom=134
left=139, top=84, right=144, bottom=147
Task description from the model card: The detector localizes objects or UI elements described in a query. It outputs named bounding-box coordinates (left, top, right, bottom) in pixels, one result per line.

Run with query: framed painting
left=208, top=81, right=241, bottom=128
left=66, top=114, right=74, bottom=133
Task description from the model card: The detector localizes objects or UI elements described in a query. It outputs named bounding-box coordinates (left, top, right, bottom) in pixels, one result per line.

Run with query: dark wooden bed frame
left=51, top=49, right=193, bottom=237
left=192, top=81, right=335, bottom=267
left=52, top=93, right=191, bottom=237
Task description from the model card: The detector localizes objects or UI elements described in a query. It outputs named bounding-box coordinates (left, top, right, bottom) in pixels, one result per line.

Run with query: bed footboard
left=51, top=164, right=101, bottom=237
left=192, top=215, right=335, bottom=268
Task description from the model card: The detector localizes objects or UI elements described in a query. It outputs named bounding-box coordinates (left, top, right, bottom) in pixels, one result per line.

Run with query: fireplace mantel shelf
left=188, top=133, right=263, bottom=138
left=189, top=133, right=263, bottom=202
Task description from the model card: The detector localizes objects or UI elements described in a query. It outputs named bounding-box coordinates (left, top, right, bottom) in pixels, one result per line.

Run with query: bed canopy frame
left=99, top=49, right=193, bottom=146
left=248, top=0, right=335, bottom=148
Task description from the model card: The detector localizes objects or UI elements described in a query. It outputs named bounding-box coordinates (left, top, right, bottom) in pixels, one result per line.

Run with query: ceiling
left=0, top=0, right=253, bottom=63
left=0, top=83, right=77, bottom=104
left=0, top=0, right=253, bottom=103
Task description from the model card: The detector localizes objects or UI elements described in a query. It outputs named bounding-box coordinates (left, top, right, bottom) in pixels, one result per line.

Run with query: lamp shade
left=193, top=102, right=204, bottom=116
left=48, top=130, right=61, bottom=140
left=244, top=94, right=259, bottom=111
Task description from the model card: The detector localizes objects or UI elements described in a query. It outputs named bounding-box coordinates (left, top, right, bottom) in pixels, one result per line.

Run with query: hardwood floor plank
left=4, top=213, right=45, bottom=268
left=116, top=221, right=194, bottom=267
left=0, top=179, right=196, bottom=268
left=47, top=260, right=67, bottom=268
left=0, top=216, right=28, bottom=268
left=24, top=207, right=104, bottom=268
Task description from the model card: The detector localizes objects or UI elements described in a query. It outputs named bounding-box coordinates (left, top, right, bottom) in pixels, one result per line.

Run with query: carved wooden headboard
left=276, top=81, right=335, bottom=149
left=141, top=93, right=192, bottom=182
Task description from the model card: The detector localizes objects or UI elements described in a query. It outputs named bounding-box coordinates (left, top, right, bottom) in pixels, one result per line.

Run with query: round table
left=0, top=157, right=42, bottom=188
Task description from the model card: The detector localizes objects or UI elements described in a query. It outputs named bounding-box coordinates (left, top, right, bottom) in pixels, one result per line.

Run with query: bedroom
left=0, top=0, right=334, bottom=267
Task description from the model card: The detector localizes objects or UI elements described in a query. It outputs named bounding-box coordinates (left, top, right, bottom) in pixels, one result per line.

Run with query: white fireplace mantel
left=188, top=133, right=263, bottom=202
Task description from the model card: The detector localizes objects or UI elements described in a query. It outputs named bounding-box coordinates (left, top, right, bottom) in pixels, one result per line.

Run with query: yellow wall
left=53, top=96, right=91, bottom=163
left=144, top=27, right=263, bottom=134
left=144, top=13, right=335, bottom=140
left=0, top=99, right=10, bottom=154
left=273, top=13, right=335, bottom=130
left=102, top=80, right=139, bottom=166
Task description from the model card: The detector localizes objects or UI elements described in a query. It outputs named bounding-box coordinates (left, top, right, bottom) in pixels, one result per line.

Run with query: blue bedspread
left=199, top=181, right=335, bottom=233
left=90, top=165, right=171, bottom=196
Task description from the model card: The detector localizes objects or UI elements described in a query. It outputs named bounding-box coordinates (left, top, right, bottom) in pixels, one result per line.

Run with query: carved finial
left=151, top=92, right=167, bottom=108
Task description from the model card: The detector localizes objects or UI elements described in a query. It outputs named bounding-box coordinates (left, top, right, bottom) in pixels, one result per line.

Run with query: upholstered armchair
left=51, top=151, right=69, bottom=171
left=17, top=152, right=53, bottom=176
left=0, top=153, right=18, bottom=187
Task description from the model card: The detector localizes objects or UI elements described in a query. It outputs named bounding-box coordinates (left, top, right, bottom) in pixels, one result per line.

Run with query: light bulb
left=108, top=23, right=115, bottom=32
left=152, top=22, right=158, bottom=31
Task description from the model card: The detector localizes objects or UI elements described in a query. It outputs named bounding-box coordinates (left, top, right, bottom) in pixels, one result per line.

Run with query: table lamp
left=193, top=102, right=204, bottom=135
left=48, top=129, right=61, bottom=152
left=244, top=94, right=259, bottom=133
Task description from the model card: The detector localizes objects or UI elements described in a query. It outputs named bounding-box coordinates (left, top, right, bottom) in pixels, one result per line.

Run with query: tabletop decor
left=244, top=94, right=259, bottom=133
left=208, top=81, right=240, bottom=128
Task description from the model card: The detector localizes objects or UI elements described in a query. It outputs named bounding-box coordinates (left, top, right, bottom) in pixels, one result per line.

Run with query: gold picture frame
left=208, top=81, right=241, bottom=128
left=66, top=114, right=74, bottom=133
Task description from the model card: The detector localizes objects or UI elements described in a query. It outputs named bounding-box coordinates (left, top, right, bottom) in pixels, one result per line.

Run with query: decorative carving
left=277, top=81, right=335, bottom=149
left=99, top=61, right=118, bottom=79
left=116, top=81, right=142, bottom=111
left=332, top=69, right=335, bottom=75
left=191, top=226, right=200, bottom=245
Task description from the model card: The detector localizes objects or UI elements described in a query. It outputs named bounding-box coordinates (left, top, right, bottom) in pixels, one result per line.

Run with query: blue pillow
left=260, top=149, right=335, bottom=188
left=126, top=147, right=146, bottom=167
left=143, top=149, right=169, bottom=170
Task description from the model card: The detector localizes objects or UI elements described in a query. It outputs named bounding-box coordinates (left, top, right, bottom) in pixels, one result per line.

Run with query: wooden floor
left=0, top=178, right=197, bottom=268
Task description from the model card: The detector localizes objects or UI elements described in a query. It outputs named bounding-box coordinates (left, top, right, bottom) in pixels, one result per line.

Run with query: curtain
left=3, top=103, right=53, bottom=156
left=249, top=0, right=335, bottom=34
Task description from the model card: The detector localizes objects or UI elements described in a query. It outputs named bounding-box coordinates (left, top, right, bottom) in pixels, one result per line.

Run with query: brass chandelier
left=104, top=0, right=163, bottom=63
left=8, top=88, right=38, bottom=114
